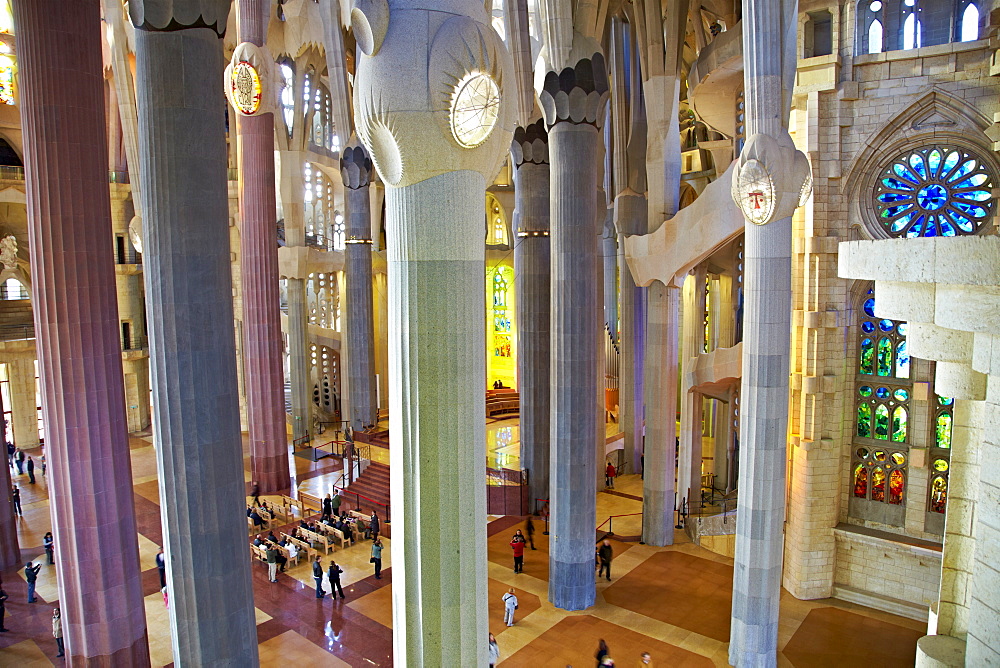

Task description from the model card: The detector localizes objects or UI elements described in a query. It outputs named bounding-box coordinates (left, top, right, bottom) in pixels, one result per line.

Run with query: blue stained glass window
left=896, top=340, right=910, bottom=378
left=874, top=145, right=995, bottom=238
left=864, top=298, right=875, bottom=317
left=876, top=386, right=890, bottom=399
left=879, top=319, right=895, bottom=332
left=862, top=321, right=875, bottom=333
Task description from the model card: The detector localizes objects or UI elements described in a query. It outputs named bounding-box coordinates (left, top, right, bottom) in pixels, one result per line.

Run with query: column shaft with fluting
left=237, top=0, right=290, bottom=492
left=547, top=120, right=601, bottom=610
left=730, top=0, right=797, bottom=664
left=0, top=388, right=17, bottom=568
left=133, top=6, right=259, bottom=663
left=512, top=121, right=551, bottom=507
left=341, top=139, right=377, bottom=431
left=14, top=0, right=149, bottom=661
left=387, top=171, right=488, bottom=665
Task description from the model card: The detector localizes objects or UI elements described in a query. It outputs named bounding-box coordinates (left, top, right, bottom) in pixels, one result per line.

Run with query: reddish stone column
left=0, top=390, right=18, bottom=569
left=236, top=0, right=290, bottom=493
left=12, top=0, right=150, bottom=663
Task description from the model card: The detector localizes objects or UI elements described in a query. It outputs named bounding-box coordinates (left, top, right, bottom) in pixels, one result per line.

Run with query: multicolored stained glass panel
left=874, top=145, right=995, bottom=238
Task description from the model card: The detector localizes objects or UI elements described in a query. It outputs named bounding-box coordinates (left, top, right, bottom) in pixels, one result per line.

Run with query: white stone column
left=352, top=1, right=513, bottom=662
left=678, top=266, right=707, bottom=511
left=8, top=358, right=39, bottom=449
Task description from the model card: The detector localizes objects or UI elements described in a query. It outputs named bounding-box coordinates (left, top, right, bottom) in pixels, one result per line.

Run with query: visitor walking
left=43, top=532, right=54, bottom=565
left=26, top=456, right=35, bottom=484
left=11, top=485, right=21, bottom=516
left=52, top=607, right=63, bottom=657
left=371, top=538, right=383, bottom=579
left=0, top=587, right=8, bottom=632
left=14, top=448, right=23, bottom=475
left=331, top=489, right=342, bottom=517
left=502, top=588, right=518, bottom=626
left=156, top=547, right=166, bottom=589
left=6, top=442, right=13, bottom=468
left=25, top=561, right=40, bottom=602
left=369, top=510, right=380, bottom=540
left=638, top=651, right=652, bottom=665
left=605, top=461, right=616, bottom=488
left=249, top=480, right=260, bottom=507
left=598, top=539, right=613, bottom=581
left=328, top=560, right=345, bottom=599
left=312, top=555, right=325, bottom=598
left=510, top=529, right=526, bottom=573
left=596, top=639, right=609, bottom=667
left=488, top=632, right=500, bottom=667
left=525, top=516, right=536, bottom=550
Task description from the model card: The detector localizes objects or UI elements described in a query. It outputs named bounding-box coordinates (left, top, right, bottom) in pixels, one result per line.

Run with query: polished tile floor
left=0, top=428, right=925, bottom=666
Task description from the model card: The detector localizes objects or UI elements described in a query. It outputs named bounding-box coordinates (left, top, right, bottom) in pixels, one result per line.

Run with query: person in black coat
left=369, top=511, right=380, bottom=540
left=312, top=556, right=325, bottom=598
left=327, top=560, right=345, bottom=599
left=321, top=494, right=333, bottom=522
left=26, top=456, right=35, bottom=484
left=25, top=562, right=41, bottom=602
left=10, top=486, right=21, bottom=516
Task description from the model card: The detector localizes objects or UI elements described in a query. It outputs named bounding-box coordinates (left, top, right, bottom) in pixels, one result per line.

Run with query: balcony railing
left=0, top=165, right=24, bottom=180
left=122, top=334, right=148, bottom=351
left=115, top=247, right=142, bottom=265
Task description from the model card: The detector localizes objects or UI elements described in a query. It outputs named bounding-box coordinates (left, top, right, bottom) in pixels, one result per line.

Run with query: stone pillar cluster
left=132, top=0, right=259, bottom=663
left=13, top=0, right=149, bottom=662
left=236, top=0, right=291, bottom=493
left=539, top=51, right=609, bottom=611
left=511, top=119, right=551, bottom=508
left=340, top=137, right=378, bottom=432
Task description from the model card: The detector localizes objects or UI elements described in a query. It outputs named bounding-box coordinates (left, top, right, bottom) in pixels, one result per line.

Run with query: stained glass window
left=873, top=145, right=995, bottom=238
left=853, top=287, right=910, bottom=513
left=928, top=395, right=954, bottom=516
left=280, top=61, right=295, bottom=137
left=492, top=267, right=512, bottom=358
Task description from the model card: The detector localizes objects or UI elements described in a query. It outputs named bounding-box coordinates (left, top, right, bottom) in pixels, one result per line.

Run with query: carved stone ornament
left=352, top=0, right=514, bottom=188
left=537, top=54, right=610, bottom=129
left=129, top=0, right=232, bottom=36
left=0, top=234, right=16, bottom=270
left=340, top=134, right=374, bottom=189
left=510, top=118, right=548, bottom=167
left=730, top=132, right=811, bottom=225
left=224, top=42, right=278, bottom=117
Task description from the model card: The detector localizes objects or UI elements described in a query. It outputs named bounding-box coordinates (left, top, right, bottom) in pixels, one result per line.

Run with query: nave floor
left=0, top=434, right=925, bottom=666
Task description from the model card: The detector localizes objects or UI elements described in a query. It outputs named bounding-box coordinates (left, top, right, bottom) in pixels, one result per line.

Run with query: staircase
left=343, top=461, right=390, bottom=513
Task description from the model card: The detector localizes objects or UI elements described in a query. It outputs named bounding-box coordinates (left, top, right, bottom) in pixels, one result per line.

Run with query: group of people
left=311, top=555, right=347, bottom=598
left=252, top=532, right=299, bottom=581
left=508, top=518, right=536, bottom=574
left=0, top=586, right=62, bottom=658
left=7, top=443, right=43, bottom=484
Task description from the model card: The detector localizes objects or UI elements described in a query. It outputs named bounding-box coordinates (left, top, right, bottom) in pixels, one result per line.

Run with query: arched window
left=3, top=277, right=25, bottom=300
left=959, top=2, right=979, bottom=41
left=872, top=145, right=996, bottom=238
left=485, top=193, right=508, bottom=246
left=332, top=212, right=345, bottom=251
left=279, top=61, right=295, bottom=137
left=868, top=17, right=884, bottom=53
left=491, top=267, right=512, bottom=358
left=851, top=288, right=911, bottom=526
left=902, top=9, right=922, bottom=50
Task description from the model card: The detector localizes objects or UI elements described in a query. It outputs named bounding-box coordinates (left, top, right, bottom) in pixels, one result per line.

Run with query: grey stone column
left=0, top=388, right=16, bottom=569
left=730, top=0, right=799, bottom=664
left=132, top=2, right=259, bottom=664
left=15, top=0, right=149, bottom=660
left=287, top=277, right=310, bottom=441
left=340, top=137, right=378, bottom=431
left=352, top=2, right=513, bottom=663
left=617, top=196, right=647, bottom=476
left=602, top=220, right=618, bottom=337
left=511, top=120, right=551, bottom=507
left=540, top=54, right=609, bottom=611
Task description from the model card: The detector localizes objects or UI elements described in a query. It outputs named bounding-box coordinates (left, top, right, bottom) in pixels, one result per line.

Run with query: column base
left=71, top=632, right=150, bottom=666
left=254, top=453, right=291, bottom=495
left=915, top=635, right=965, bottom=668
left=548, top=558, right=596, bottom=610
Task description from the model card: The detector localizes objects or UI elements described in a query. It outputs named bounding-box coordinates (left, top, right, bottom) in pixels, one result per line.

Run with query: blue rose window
left=874, top=146, right=994, bottom=237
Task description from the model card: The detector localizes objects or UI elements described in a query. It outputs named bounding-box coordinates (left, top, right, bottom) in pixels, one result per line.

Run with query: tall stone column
left=132, top=1, right=259, bottom=664
left=233, top=0, right=290, bottom=493
left=340, top=137, right=378, bottom=431
left=602, top=221, right=618, bottom=337
left=617, top=197, right=646, bottom=475
left=0, top=389, right=18, bottom=568
left=678, top=265, right=707, bottom=509
left=539, top=49, right=609, bottom=610
left=7, top=358, right=39, bottom=449
left=729, top=0, right=805, bottom=664
left=352, top=1, right=513, bottom=663
left=511, top=120, right=551, bottom=507
left=13, top=0, right=148, bottom=661
left=280, top=157, right=312, bottom=442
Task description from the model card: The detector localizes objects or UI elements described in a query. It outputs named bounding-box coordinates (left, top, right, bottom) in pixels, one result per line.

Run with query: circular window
left=933, top=459, right=949, bottom=472
left=857, top=447, right=870, bottom=459
left=873, top=145, right=995, bottom=238
left=874, top=450, right=886, bottom=461
left=893, top=389, right=909, bottom=402
left=859, top=386, right=873, bottom=397
left=449, top=72, right=501, bottom=149
left=890, top=452, right=906, bottom=466
left=876, top=387, right=890, bottom=399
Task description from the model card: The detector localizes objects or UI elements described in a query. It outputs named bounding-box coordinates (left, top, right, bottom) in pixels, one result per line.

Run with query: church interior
left=0, top=0, right=998, bottom=665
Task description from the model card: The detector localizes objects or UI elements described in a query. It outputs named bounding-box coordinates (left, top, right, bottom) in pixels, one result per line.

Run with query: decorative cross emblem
left=748, top=191, right=766, bottom=209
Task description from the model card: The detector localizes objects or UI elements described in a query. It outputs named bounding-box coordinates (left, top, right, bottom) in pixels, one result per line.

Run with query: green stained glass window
left=936, top=412, right=953, bottom=449
left=861, top=338, right=874, bottom=374
left=874, top=404, right=889, bottom=439
left=857, top=403, right=872, bottom=437
left=891, top=406, right=907, bottom=442
left=877, top=337, right=893, bottom=376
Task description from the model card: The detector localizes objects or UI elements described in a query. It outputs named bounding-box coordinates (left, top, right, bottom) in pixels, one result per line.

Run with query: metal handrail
left=596, top=512, right=643, bottom=536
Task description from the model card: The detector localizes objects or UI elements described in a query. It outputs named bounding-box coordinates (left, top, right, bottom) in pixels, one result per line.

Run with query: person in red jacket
left=510, top=529, right=527, bottom=573
left=606, top=461, right=617, bottom=488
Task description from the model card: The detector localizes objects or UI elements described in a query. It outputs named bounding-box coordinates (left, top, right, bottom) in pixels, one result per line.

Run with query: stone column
left=678, top=265, right=707, bottom=510
left=730, top=0, right=801, bottom=663
left=14, top=0, right=149, bottom=662
left=0, top=389, right=18, bottom=568
left=539, top=51, right=609, bottom=610
left=340, top=137, right=378, bottom=431
left=132, top=1, right=259, bottom=664
left=616, top=196, right=647, bottom=476
left=352, top=1, right=513, bottom=663
left=234, top=0, right=291, bottom=493
left=511, top=120, right=551, bottom=507
left=280, top=157, right=312, bottom=442
left=7, top=358, right=38, bottom=449
left=602, top=222, right=618, bottom=337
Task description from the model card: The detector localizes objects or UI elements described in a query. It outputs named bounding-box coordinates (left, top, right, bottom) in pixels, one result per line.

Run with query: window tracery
left=873, top=145, right=995, bottom=238
left=279, top=60, right=295, bottom=137
left=492, top=267, right=512, bottom=358
left=857, top=0, right=982, bottom=54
